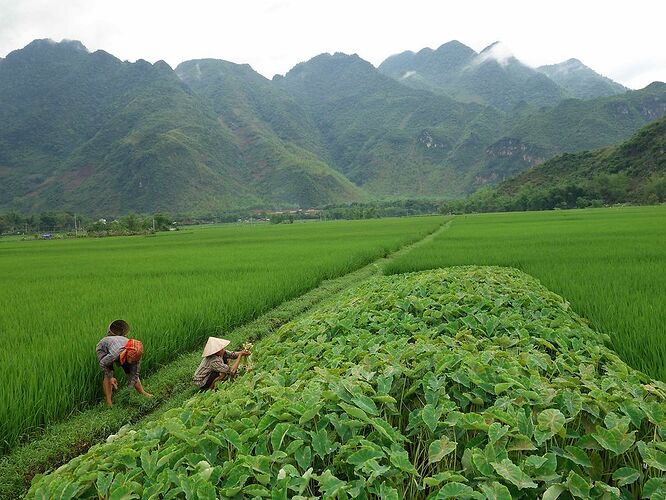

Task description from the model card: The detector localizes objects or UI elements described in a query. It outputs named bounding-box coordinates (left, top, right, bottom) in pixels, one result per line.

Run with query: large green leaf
left=436, top=482, right=476, bottom=499
left=423, top=471, right=468, bottom=488
left=294, top=446, right=312, bottom=470
left=271, top=423, right=290, bottom=452
left=370, top=417, right=404, bottom=443
left=347, top=447, right=384, bottom=467
left=479, top=481, right=512, bottom=500
left=592, top=427, right=636, bottom=456
left=507, top=435, right=536, bottom=452
left=471, top=448, right=495, bottom=477
left=298, top=404, right=322, bottom=425
left=537, top=409, right=565, bottom=434
left=642, top=478, right=666, bottom=499
left=563, top=446, right=591, bottom=467
left=221, top=428, right=246, bottom=453
left=108, top=485, right=139, bottom=500
left=96, top=472, right=114, bottom=497
left=379, top=483, right=400, bottom=500
left=428, top=437, right=456, bottom=464
left=338, top=401, right=369, bottom=422
left=389, top=446, right=417, bottom=475
left=638, top=441, right=666, bottom=471
left=491, top=459, right=537, bottom=489
left=310, top=429, right=336, bottom=459
left=488, top=423, right=509, bottom=444
left=422, top=404, right=443, bottom=432
left=542, top=484, right=565, bottom=500
left=517, top=409, right=534, bottom=438
left=593, top=482, right=620, bottom=499
left=611, top=467, right=640, bottom=487
left=621, top=401, right=645, bottom=428
left=351, top=394, right=379, bottom=416
left=641, top=401, right=666, bottom=425
left=316, top=470, right=347, bottom=496
left=242, top=484, right=271, bottom=497
left=559, top=391, right=583, bottom=418
left=566, top=471, right=591, bottom=498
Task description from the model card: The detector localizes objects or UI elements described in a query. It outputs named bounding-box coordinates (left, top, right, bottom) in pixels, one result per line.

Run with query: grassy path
left=0, top=217, right=450, bottom=498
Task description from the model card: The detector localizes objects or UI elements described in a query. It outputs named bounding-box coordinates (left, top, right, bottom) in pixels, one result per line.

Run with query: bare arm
left=229, top=355, right=243, bottom=375
left=229, top=351, right=250, bottom=375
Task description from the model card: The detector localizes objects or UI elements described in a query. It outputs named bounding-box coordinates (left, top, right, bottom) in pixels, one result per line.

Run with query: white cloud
left=0, top=0, right=664, bottom=88
left=473, top=42, right=515, bottom=67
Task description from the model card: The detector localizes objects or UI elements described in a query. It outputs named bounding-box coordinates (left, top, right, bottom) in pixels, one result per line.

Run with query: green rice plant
left=0, top=217, right=445, bottom=451
left=386, top=206, right=666, bottom=382
left=29, top=267, right=666, bottom=498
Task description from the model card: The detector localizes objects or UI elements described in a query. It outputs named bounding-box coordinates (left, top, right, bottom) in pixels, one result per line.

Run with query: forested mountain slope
left=0, top=39, right=664, bottom=214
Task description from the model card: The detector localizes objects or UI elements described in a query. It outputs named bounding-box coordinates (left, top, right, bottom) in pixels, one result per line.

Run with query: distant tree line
left=319, top=200, right=442, bottom=220
left=440, top=173, right=666, bottom=214
left=0, top=211, right=174, bottom=236
left=3, top=173, right=664, bottom=236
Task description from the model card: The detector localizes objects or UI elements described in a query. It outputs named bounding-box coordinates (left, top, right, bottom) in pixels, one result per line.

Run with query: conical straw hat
left=108, top=319, right=130, bottom=336
left=202, top=337, right=231, bottom=357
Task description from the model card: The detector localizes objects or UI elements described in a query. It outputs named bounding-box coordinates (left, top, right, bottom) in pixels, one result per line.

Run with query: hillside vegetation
left=537, top=59, right=627, bottom=100
left=175, top=60, right=366, bottom=207
left=1, top=39, right=665, bottom=214
left=449, top=115, right=666, bottom=212
left=499, top=116, right=666, bottom=203
left=29, top=267, right=666, bottom=498
left=378, top=41, right=569, bottom=110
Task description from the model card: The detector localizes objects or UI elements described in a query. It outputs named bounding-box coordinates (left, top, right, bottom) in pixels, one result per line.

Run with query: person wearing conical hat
left=95, top=319, right=152, bottom=407
left=192, top=337, right=251, bottom=391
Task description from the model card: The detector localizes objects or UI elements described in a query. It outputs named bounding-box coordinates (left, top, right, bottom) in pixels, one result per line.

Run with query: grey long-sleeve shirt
left=95, top=335, right=140, bottom=386
left=192, top=351, right=239, bottom=388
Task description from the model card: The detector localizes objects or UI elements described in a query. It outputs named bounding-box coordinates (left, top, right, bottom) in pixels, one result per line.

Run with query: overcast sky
left=1, top=0, right=664, bottom=89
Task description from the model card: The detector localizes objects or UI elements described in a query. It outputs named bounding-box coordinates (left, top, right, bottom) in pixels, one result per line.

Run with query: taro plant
left=29, top=267, right=666, bottom=499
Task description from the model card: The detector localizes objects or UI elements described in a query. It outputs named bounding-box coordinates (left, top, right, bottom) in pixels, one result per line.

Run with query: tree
left=120, top=213, right=141, bottom=232
left=39, top=212, right=58, bottom=232
left=153, top=213, right=173, bottom=231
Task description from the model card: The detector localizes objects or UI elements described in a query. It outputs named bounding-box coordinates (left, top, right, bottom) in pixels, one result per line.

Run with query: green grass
left=0, top=216, right=445, bottom=451
left=385, top=206, right=666, bottom=381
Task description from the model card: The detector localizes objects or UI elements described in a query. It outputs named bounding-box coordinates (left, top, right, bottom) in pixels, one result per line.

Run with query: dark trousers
left=200, top=371, right=221, bottom=391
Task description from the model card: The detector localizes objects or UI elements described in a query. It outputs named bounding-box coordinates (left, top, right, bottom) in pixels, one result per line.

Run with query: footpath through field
left=0, top=218, right=451, bottom=498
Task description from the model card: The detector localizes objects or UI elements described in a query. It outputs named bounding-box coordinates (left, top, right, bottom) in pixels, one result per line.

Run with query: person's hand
left=110, top=378, right=118, bottom=390
left=241, top=350, right=251, bottom=356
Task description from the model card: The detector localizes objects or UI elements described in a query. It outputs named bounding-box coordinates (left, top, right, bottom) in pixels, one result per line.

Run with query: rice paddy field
left=0, top=216, right=445, bottom=451
left=385, top=205, right=666, bottom=382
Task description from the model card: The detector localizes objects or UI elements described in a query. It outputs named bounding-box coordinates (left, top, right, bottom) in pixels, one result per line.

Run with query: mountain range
left=0, top=38, right=664, bottom=215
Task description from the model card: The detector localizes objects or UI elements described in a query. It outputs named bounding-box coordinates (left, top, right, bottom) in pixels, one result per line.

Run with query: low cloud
left=474, top=41, right=514, bottom=67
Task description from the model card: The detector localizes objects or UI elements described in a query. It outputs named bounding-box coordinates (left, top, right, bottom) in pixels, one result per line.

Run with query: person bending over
left=193, top=337, right=251, bottom=391
left=95, top=319, right=152, bottom=407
